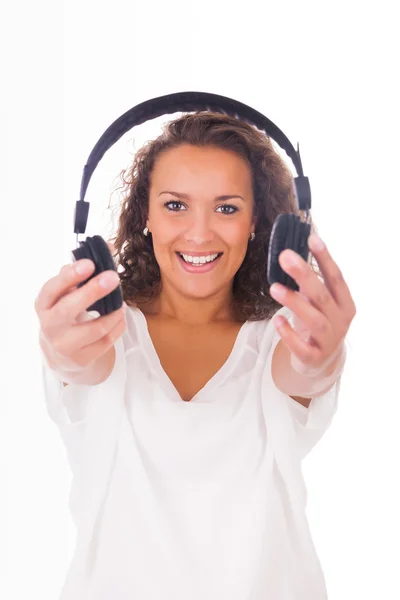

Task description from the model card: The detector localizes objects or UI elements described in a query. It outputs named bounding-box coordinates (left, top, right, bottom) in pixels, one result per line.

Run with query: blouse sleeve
left=39, top=304, right=130, bottom=474
left=40, top=352, right=95, bottom=427
left=39, top=309, right=101, bottom=429
left=40, top=348, right=100, bottom=475
left=265, top=305, right=343, bottom=460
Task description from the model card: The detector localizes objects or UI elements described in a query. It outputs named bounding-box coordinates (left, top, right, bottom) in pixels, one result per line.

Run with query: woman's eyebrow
left=158, top=191, right=245, bottom=201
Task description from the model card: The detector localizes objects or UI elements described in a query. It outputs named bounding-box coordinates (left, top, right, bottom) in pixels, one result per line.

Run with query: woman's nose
left=183, top=213, right=215, bottom=244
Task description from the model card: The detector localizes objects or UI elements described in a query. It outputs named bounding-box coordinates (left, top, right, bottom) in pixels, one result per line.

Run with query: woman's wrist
left=297, top=342, right=347, bottom=398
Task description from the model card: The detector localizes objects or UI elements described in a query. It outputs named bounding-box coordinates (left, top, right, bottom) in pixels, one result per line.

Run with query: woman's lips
left=176, top=252, right=222, bottom=273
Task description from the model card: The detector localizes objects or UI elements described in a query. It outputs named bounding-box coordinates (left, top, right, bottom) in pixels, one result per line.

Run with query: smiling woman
left=37, top=109, right=353, bottom=600
left=139, top=143, right=256, bottom=307
left=113, top=111, right=317, bottom=321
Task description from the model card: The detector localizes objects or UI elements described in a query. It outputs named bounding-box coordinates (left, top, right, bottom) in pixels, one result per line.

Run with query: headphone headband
left=74, top=91, right=311, bottom=235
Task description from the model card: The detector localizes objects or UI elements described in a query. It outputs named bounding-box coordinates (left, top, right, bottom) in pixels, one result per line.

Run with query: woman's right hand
left=35, top=257, right=127, bottom=377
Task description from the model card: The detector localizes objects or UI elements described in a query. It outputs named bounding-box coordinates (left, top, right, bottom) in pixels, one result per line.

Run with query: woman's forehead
left=151, top=145, right=252, bottom=189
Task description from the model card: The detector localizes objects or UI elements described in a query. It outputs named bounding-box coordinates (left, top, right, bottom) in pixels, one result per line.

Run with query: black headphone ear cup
left=71, top=235, right=123, bottom=316
left=267, top=214, right=311, bottom=292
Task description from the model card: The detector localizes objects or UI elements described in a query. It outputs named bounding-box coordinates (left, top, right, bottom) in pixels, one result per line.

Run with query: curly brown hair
left=110, top=111, right=319, bottom=321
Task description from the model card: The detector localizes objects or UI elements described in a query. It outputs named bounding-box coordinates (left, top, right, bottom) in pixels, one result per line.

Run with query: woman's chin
left=175, top=277, right=231, bottom=301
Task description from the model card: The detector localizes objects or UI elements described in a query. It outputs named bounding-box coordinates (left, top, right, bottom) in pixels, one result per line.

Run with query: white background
left=2, top=0, right=400, bottom=598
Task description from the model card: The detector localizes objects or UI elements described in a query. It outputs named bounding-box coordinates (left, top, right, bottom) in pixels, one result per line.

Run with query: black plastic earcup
left=267, top=213, right=311, bottom=292
left=71, top=235, right=123, bottom=315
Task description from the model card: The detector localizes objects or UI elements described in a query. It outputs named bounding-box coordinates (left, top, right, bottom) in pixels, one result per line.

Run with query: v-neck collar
left=134, top=308, right=252, bottom=404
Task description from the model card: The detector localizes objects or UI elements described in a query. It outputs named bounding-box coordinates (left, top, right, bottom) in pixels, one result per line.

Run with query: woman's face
left=147, top=144, right=255, bottom=301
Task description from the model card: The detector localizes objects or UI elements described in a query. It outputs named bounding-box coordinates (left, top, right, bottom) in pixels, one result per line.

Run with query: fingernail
left=274, top=316, right=285, bottom=328
left=309, top=234, right=325, bottom=251
left=281, top=250, right=301, bottom=267
left=75, top=259, right=94, bottom=275
left=99, top=271, right=120, bottom=288
left=270, top=283, right=285, bottom=299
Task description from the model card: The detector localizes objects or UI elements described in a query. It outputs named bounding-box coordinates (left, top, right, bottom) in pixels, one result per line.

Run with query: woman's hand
left=269, top=233, right=356, bottom=378
left=35, top=257, right=125, bottom=377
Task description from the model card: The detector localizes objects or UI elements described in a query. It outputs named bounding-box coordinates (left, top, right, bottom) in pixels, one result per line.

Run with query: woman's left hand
left=269, top=233, right=356, bottom=378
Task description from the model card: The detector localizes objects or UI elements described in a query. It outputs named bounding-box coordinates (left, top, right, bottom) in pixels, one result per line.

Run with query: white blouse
left=41, top=303, right=342, bottom=599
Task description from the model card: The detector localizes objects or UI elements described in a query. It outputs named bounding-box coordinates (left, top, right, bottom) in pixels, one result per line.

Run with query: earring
left=249, top=232, right=255, bottom=241
left=143, top=227, right=149, bottom=236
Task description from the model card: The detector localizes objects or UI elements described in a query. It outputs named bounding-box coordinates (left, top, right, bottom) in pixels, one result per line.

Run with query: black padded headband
left=74, top=91, right=311, bottom=235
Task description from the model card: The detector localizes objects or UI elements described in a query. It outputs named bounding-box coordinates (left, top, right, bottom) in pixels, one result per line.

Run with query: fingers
left=35, top=259, right=96, bottom=313
left=274, top=315, right=321, bottom=369
left=272, top=244, right=350, bottom=342
left=307, top=234, right=357, bottom=319
left=271, top=285, right=334, bottom=349
left=278, top=249, right=339, bottom=318
left=50, top=305, right=126, bottom=362
left=53, top=270, right=120, bottom=326
left=38, top=262, right=121, bottom=329
left=75, top=311, right=127, bottom=367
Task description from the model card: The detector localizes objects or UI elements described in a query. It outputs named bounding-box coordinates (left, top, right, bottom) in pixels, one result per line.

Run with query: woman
left=36, top=112, right=356, bottom=599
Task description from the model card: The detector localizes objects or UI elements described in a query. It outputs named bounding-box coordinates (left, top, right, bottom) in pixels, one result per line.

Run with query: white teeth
left=180, top=253, right=219, bottom=265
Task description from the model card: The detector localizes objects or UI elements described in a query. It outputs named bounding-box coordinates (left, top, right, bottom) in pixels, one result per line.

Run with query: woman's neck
left=137, top=284, right=240, bottom=326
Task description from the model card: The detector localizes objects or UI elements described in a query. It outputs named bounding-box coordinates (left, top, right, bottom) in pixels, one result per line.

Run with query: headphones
left=72, top=91, right=312, bottom=316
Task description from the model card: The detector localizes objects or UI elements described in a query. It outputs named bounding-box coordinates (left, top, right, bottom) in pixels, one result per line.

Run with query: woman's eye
left=164, top=201, right=238, bottom=214
left=216, top=204, right=238, bottom=215
left=164, top=201, right=185, bottom=211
